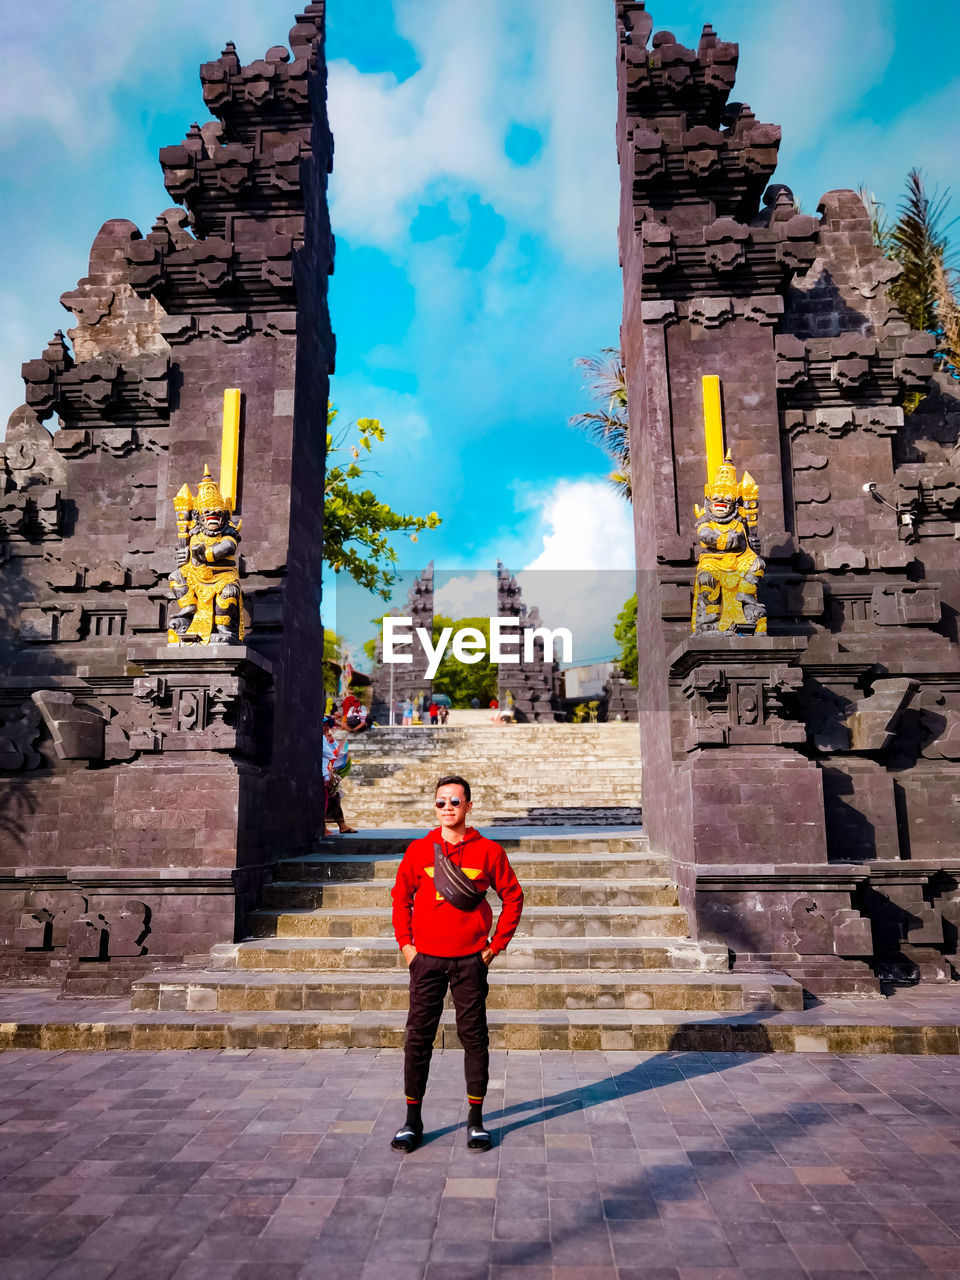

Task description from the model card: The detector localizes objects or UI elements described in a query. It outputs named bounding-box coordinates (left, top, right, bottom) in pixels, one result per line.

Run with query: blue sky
left=2, top=1, right=958, bottom=660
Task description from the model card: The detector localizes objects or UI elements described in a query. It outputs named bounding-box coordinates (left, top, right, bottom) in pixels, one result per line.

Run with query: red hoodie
left=392, top=827, right=524, bottom=958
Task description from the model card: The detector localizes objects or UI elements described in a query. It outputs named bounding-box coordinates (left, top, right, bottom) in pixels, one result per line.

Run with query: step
left=346, top=809, right=644, bottom=825
left=209, top=935, right=729, bottom=973
left=296, top=832, right=652, bottom=852
left=338, top=719, right=645, bottom=832
left=346, top=768, right=642, bottom=778
left=347, top=775, right=641, bottom=782
left=275, top=851, right=665, bottom=884
left=131, top=968, right=803, bottom=1014
left=345, top=726, right=641, bottom=738
left=260, top=878, right=679, bottom=910
left=10, top=1003, right=946, bottom=1055
left=350, top=752, right=642, bottom=762
left=245, top=905, right=692, bottom=940
left=344, top=779, right=641, bottom=789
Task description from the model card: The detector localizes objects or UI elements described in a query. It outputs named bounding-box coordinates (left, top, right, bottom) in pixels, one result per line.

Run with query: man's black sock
left=467, top=1100, right=484, bottom=1128
left=405, top=1099, right=423, bottom=1132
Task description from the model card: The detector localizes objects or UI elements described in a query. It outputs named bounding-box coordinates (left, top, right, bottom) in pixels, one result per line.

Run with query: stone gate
left=617, top=1, right=960, bottom=993
left=0, top=5, right=334, bottom=992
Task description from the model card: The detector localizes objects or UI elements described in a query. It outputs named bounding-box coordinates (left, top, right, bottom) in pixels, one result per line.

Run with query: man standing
left=390, top=775, right=523, bottom=1153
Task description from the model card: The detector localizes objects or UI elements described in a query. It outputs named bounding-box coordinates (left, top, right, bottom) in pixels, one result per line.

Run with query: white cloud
left=0, top=2, right=295, bottom=152
left=513, top=564, right=634, bottom=667
left=435, top=571, right=497, bottom=619
left=537, top=3, right=620, bottom=260
left=522, top=479, right=635, bottom=572
left=736, top=0, right=896, bottom=156
left=794, top=79, right=960, bottom=221
left=496, top=478, right=637, bottom=663
left=327, top=0, right=618, bottom=262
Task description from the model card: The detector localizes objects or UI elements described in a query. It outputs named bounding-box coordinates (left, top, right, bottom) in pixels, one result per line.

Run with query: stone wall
left=0, top=5, right=334, bottom=992
left=616, top=1, right=960, bottom=993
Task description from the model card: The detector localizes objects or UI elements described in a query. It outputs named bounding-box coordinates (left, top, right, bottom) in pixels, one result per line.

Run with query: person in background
left=402, top=698, right=414, bottom=726
left=341, top=691, right=360, bottom=728
left=348, top=703, right=370, bottom=733
left=428, top=700, right=439, bottom=725
left=322, top=716, right=357, bottom=836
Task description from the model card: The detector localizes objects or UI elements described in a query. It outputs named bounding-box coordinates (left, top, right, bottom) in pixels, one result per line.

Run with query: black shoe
left=466, top=1123, right=492, bottom=1152
left=391, top=1125, right=422, bottom=1153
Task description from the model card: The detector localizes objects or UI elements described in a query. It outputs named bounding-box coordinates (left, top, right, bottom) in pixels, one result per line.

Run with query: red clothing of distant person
left=341, top=693, right=359, bottom=723
left=392, top=827, right=523, bottom=958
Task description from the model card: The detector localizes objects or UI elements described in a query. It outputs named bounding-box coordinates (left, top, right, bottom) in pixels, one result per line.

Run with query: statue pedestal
left=126, top=644, right=272, bottom=758
left=0, top=646, right=278, bottom=996
left=665, top=634, right=878, bottom=993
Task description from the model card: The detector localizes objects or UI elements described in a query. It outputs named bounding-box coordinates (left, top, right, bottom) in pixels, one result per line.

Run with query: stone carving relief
left=18, top=605, right=84, bottom=643
left=918, top=705, right=960, bottom=761
left=128, top=669, right=257, bottom=754
left=784, top=406, right=903, bottom=440
left=684, top=295, right=783, bottom=328
left=1, top=406, right=65, bottom=542
left=22, top=345, right=170, bottom=426
left=0, top=701, right=43, bottom=771
left=790, top=895, right=872, bottom=957
left=17, top=893, right=149, bottom=958
left=31, top=691, right=106, bottom=761
left=71, top=900, right=150, bottom=960
left=842, top=678, right=918, bottom=753
left=16, top=893, right=86, bottom=950
left=680, top=662, right=805, bottom=749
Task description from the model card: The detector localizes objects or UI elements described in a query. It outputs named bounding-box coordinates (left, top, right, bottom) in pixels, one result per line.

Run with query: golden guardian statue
left=168, top=465, right=244, bottom=645
left=692, top=451, right=766, bottom=636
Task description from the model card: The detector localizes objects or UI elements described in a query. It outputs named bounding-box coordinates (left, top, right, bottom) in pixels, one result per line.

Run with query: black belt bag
left=433, top=842, right=486, bottom=912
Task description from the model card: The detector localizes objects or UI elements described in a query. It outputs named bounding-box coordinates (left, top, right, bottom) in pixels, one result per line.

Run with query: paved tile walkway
left=2, top=1048, right=960, bottom=1279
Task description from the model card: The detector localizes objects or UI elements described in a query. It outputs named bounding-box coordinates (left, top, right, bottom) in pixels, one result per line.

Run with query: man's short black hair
left=436, top=774, right=471, bottom=802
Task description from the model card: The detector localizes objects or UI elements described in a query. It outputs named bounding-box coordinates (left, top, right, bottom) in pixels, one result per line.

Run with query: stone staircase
left=339, top=724, right=644, bottom=828
left=129, top=831, right=803, bottom=1049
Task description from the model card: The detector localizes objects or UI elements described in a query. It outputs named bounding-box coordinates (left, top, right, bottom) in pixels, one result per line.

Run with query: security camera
left=862, top=482, right=877, bottom=493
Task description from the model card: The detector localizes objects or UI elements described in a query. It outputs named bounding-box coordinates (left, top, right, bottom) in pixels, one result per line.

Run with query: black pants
left=404, top=951, right=489, bottom=1100
left=325, top=782, right=344, bottom=828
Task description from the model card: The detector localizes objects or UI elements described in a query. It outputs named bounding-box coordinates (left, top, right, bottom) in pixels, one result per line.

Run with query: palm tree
left=569, top=347, right=631, bottom=500
left=860, top=169, right=960, bottom=383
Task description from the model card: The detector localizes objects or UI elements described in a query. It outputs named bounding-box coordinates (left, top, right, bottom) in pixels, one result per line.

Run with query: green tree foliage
left=569, top=348, right=630, bottom=500
left=323, top=629, right=344, bottom=695
left=860, top=170, right=960, bottom=388
left=431, top=615, right=498, bottom=707
left=324, top=406, right=441, bottom=599
left=614, top=594, right=638, bottom=684
left=571, top=700, right=600, bottom=723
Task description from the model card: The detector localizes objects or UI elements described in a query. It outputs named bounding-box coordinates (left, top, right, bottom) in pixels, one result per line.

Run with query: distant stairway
left=339, top=724, right=644, bottom=828
left=131, top=830, right=802, bottom=1049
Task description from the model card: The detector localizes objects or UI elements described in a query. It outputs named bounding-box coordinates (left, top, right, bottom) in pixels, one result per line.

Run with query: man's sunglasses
left=435, top=797, right=463, bottom=808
